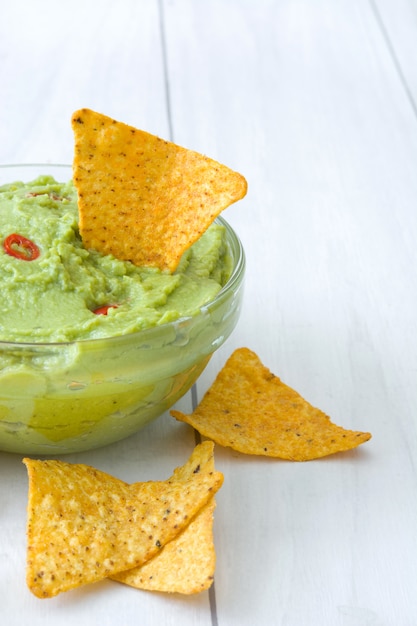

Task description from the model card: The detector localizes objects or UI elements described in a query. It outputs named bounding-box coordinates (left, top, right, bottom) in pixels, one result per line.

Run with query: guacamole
left=0, top=172, right=243, bottom=454
left=0, top=176, right=232, bottom=342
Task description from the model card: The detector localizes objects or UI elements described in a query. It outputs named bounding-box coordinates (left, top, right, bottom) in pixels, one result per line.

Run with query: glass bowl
left=0, top=164, right=245, bottom=454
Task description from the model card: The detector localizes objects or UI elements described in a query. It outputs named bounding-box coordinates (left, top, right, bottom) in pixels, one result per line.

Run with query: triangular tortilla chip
left=71, top=108, right=247, bottom=271
left=171, top=348, right=371, bottom=461
left=23, top=442, right=222, bottom=598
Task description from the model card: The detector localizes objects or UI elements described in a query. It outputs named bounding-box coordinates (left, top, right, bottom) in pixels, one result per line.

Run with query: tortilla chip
left=112, top=440, right=218, bottom=593
left=171, top=348, right=371, bottom=461
left=23, top=442, right=223, bottom=598
left=112, top=498, right=216, bottom=594
left=71, top=108, right=247, bottom=271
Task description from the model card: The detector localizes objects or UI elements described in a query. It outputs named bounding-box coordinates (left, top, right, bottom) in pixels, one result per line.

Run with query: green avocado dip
left=0, top=176, right=232, bottom=343
left=0, top=173, right=243, bottom=454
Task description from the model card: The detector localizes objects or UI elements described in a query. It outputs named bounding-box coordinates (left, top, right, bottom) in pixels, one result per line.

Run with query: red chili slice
left=3, top=234, right=40, bottom=261
left=93, top=304, right=119, bottom=315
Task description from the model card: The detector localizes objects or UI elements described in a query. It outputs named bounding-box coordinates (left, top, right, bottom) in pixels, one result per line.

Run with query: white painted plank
left=371, top=0, right=417, bottom=106
left=0, top=1, right=213, bottom=625
left=0, top=0, right=171, bottom=163
left=164, top=1, right=417, bottom=624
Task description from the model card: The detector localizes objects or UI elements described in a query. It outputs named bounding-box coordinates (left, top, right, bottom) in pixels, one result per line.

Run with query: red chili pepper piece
left=3, top=233, right=40, bottom=261
left=93, top=304, right=119, bottom=315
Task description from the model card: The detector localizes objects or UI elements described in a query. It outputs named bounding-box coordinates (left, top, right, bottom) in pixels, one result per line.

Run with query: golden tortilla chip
left=171, top=348, right=371, bottom=461
left=71, top=108, right=247, bottom=271
left=23, top=441, right=222, bottom=598
left=112, top=498, right=217, bottom=594
left=112, top=440, right=217, bottom=593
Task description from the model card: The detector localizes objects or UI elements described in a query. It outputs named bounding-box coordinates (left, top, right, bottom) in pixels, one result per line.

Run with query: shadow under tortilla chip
left=71, top=108, right=247, bottom=272
left=23, top=441, right=222, bottom=598
left=171, top=348, right=371, bottom=461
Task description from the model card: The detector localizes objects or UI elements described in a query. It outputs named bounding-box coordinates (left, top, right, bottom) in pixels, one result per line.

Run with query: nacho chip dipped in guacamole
left=23, top=442, right=223, bottom=598
left=171, top=348, right=371, bottom=461
left=71, top=108, right=247, bottom=271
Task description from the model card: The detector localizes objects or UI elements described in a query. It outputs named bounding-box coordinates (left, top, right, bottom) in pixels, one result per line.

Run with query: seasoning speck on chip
left=71, top=108, right=247, bottom=271
left=171, top=347, right=372, bottom=461
left=23, top=441, right=222, bottom=598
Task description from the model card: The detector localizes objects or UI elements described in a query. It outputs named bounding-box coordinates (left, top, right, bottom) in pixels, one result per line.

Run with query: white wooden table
left=1, top=1, right=416, bottom=624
